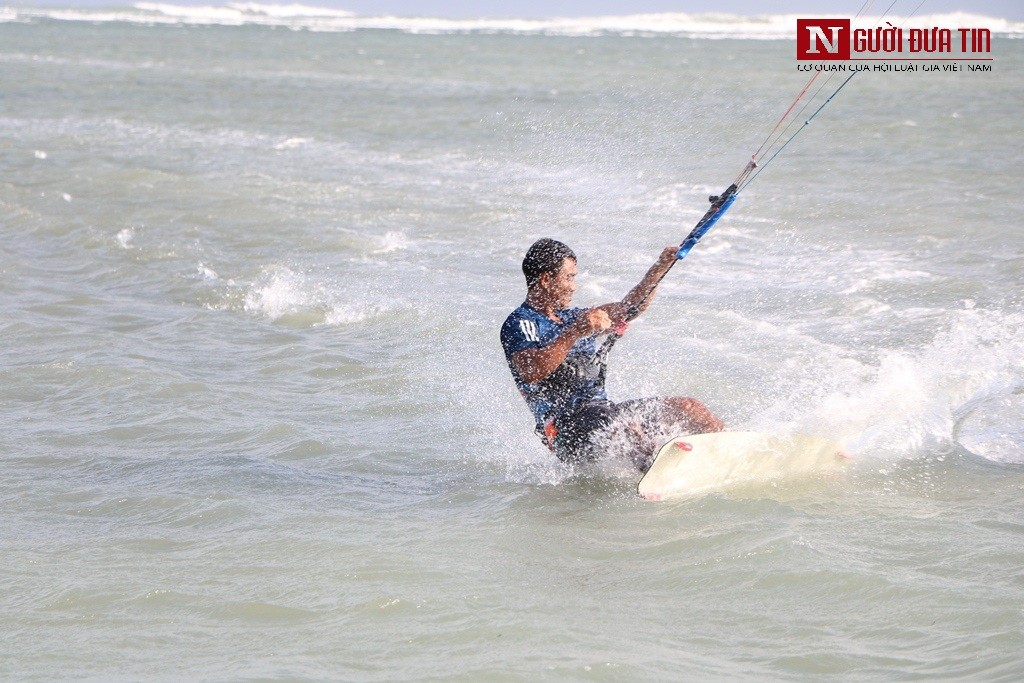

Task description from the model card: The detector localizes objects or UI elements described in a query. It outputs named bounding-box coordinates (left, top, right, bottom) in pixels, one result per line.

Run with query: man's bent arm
left=511, top=310, right=609, bottom=384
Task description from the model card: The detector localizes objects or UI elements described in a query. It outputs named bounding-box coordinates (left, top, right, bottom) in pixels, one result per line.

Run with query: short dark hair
left=522, top=238, right=575, bottom=288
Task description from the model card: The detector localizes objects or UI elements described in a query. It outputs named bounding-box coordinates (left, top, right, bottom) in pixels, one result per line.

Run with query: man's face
left=543, top=257, right=577, bottom=308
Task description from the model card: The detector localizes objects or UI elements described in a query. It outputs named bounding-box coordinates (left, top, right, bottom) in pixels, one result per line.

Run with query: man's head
left=522, top=238, right=577, bottom=307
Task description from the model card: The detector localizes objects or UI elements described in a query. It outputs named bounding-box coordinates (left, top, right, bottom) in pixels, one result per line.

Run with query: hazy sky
left=12, top=0, right=1024, bottom=19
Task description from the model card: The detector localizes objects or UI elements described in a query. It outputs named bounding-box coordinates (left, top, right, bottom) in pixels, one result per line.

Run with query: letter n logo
left=797, top=19, right=850, bottom=60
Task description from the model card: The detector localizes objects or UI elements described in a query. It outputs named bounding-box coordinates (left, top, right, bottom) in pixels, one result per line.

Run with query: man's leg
left=606, top=396, right=724, bottom=471
left=659, top=396, right=725, bottom=434
left=553, top=400, right=618, bottom=464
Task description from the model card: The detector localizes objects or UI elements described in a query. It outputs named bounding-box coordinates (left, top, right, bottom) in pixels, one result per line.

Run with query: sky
left=9, top=0, right=1024, bottom=19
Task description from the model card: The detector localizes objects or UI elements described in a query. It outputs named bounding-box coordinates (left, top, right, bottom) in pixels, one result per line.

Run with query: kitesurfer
left=500, top=238, right=724, bottom=470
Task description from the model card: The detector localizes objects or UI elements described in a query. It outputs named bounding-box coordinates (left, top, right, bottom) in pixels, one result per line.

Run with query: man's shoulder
left=502, top=302, right=538, bottom=328
left=501, top=302, right=528, bottom=335
left=501, top=303, right=546, bottom=354
left=506, top=301, right=534, bottom=317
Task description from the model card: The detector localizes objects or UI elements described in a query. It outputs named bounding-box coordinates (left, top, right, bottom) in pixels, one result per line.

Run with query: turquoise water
left=2, top=6, right=1023, bottom=680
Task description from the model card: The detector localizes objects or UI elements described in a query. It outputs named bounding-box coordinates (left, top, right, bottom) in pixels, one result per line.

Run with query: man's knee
left=663, top=396, right=724, bottom=433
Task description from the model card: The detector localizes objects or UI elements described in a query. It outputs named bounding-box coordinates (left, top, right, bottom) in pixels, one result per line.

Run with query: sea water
left=1, top=5, right=1023, bottom=680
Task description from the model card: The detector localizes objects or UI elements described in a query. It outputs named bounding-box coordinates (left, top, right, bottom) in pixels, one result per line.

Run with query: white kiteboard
left=637, top=431, right=849, bottom=501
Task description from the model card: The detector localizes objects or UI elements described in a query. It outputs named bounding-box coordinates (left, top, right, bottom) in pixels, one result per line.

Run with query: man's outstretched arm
left=597, top=246, right=678, bottom=323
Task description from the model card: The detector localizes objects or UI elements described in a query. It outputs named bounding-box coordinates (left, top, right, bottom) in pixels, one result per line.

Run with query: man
left=500, top=238, right=724, bottom=470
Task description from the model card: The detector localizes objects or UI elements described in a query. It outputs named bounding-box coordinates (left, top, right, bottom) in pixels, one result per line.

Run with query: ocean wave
left=3, top=5, right=1022, bottom=37
left=793, top=308, right=1024, bottom=463
left=136, top=2, right=355, bottom=19
left=235, top=264, right=406, bottom=328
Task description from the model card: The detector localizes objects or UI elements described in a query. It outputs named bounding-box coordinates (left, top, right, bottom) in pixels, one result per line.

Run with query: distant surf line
left=3, top=5, right=1022, bottom=39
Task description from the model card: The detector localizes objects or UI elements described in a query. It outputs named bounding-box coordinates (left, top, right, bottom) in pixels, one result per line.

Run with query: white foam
left=243, top=265, right=312, bottom=320
left=373, top=230, right=408, bottom=254
left=322, top=305, right=369, bottom=325
left=6, top=6, right=1020, bottom=37
left=957, top=389, right=1024, bottom=464
left=792, top=309, right=1024, bottom=462
left=241, top=265, right=393, bottom=326
left=116, top=227, right=135, bottom=249
left=224, top=3, right=355, bottom=18
left=134, top=2, right=355, bottom=19
left=273, top=136, right=312, bottom=150
left=197, top=263, right=218, bottom=280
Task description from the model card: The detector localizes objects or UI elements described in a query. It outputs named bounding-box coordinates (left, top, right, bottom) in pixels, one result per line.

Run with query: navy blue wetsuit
left=500, top=302, right=616, bottom=462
